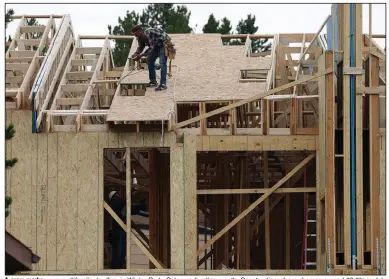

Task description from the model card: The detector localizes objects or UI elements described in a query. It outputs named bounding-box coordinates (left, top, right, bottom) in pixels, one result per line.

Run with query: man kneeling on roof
left=131, top=25, right=170, bottom=91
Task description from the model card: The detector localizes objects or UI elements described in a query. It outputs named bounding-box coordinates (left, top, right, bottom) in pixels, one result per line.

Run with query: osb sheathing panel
left=128, top=34, right=270, bottom=102
left=36, top=133, right=47, bottom=270
left=9, top=110, right=35, bottom=250
left=47, top=133, right=58, bottom=270
left=107, top=94, right=174, bottom=121
left=77, top=133, right=99, bottom=270
left=57, top=133, right=78, bottom=270
left=7, top=111, right=185, bottom=272
left=97, top=133, right=108, bottom=270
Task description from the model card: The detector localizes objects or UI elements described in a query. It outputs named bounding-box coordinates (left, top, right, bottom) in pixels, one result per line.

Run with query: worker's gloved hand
left=132, top=53, right=143, bottom=61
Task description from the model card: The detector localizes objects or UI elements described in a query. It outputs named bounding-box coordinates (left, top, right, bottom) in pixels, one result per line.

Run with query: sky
left=5, top=3, right=386, bottom=48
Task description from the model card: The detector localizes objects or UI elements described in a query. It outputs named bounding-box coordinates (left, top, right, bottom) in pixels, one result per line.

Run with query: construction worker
left=131, top=25, right=170, bottom=91
left=108, top=190, right=126, bottom=269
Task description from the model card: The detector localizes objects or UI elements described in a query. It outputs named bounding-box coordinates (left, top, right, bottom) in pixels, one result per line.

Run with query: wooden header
left=78, top=35, right=134, bottom=40
left=221, top=34, right=274, bottom=39
left=10, top=15, right=64, bottom=19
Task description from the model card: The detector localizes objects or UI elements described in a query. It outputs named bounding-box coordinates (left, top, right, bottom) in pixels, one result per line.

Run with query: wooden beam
left=125, top=148, right=131, bottom=269
left=79, top=35, right=135, bottom=40
left=221, top=34, right=274, bottom=39
left=355, top=3, right=364, bottom=267
left=197, top=153, right=315, bottom=255
left=76, top=37, right=109, bottom=130
left=264, top=151, right=271, bottom=269
left=297, top=15, right=331, bottom=65
left=370, top=55, right=380, bottom=270
left=342, top=5, right=352, bottom=268
left=11, top=15, right=63, bottom=19
left=285, top=182, right=290, bottom=269
left=197, top=187, right=316, bottom=195
left=172, top=70, right=332, bottom=130
left=356, top=86, right=385, bottom=95
left=200, top=102, right=207, bottom=135
left=291, top=33, right=306, bottom=134
left=250, top=194, right=284, bottom=234
left=324, top=50, right=336, bottom=271
left=103, top=202, right=165, bottom=269
left=148, top=150, right=157, bottom=269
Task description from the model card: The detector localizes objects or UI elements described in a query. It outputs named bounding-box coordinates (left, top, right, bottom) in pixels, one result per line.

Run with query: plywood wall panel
left=10, top=111, right=34, bottom=248
left=30, top=134, right=38, bottom=271
left=36, top=133, right=48, bottom=270
left=97, top=133, right=108, bottom=270
left=108, top=132, right=119, bottom=148
left=47, top=133, right=58, bottom=270
left=77, top=133, right=99, bottom=270
left=57, top=133, right=78, bottom=270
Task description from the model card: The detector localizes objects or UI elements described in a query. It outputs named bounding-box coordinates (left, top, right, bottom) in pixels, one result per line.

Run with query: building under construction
left=5, top=3, right=386, bottom=275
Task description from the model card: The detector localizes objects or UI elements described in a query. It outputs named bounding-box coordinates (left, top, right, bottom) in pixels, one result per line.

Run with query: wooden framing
left=5, top=6, right=385, bottom=276
left=6, top=15, right=67, bottom=109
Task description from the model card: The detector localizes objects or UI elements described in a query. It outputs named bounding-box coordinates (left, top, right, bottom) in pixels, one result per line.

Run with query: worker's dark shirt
left=135, top=28, right=170, bottom=56
left=110, top=199, right=126, bottom=231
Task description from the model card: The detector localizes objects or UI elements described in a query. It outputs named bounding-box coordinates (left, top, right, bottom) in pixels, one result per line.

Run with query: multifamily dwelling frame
left=5, top=4, right=386, bottom=275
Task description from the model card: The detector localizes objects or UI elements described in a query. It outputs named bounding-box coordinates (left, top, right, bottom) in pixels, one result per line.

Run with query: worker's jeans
left=111, top=229, right=126, bottom=269
left=148, top=46, right=167, bottom=86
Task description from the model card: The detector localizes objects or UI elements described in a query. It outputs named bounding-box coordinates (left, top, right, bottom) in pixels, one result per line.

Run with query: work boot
left=147, top=81, right=158, bottom=87
left=155, top=84, right=167, bottom=91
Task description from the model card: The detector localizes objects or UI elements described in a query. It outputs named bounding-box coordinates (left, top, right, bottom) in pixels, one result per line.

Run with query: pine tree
left=26, top=18, right=46, bottom=53
left=231, top=14, right=271, bottom=52
left=5, top=8, right=14, bottom=29
left=202, top=14, right=219, bottom=33
left=5, top=9, right=14, bottom=53
left=218, top=17, right=233, bottom=46
left=5, top=124, right=17, bottom=218
left=141, top=4, right=192, bottom=33
left=218, top=17, right=232, bottom=35
left=108, top=10, right=140, bottom=67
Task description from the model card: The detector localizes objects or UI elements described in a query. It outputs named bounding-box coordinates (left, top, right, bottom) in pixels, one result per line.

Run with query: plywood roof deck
left=125, top=34, right=271, bottom=103
left=107, top=94, right=174, bottom=121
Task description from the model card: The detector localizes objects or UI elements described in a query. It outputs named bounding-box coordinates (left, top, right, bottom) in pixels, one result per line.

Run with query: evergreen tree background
left=201, top=13, right=271, bottom=51
left=5, top=9, right=14, bottom=52
left=203, top=14, right=233, bottom=46
left=5, top=124, right=17, bottom=218
left=25, top=18, right=46, bottom=53
left=229, top=14, right=271, bottom=52
left=108, top=11, right=140, bottom=67
left=5, top=10, right=45, bottom=53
